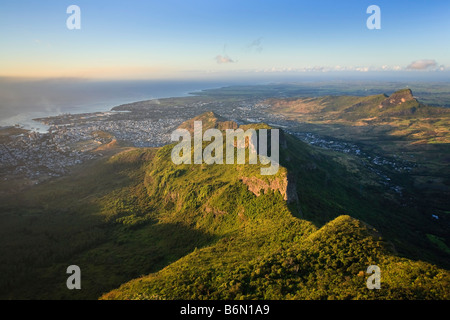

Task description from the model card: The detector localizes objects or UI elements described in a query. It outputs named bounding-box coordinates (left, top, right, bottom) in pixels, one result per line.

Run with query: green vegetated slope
left=0, top=147, right=163, bottom=299
left=1, top=112, right=449, bottom=299
left=267, top=89, right=450, bottom=144
left=266, top=89, right=450, bottom=244
left=100, top=114, right=450, bottom=300
left=103, top=214, right=449, bottom=300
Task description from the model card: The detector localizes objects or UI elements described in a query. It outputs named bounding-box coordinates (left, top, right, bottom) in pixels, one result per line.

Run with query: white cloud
left=215, top=55, right=235, bottom=64
left=355, top=66, right=369, bottom=72
left=209, top=63, right=448, bottom=75
left=407, top=59, right=438, bottom=70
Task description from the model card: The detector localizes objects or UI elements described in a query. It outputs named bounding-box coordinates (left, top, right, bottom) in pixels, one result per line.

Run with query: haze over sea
left=2, top=73, right=449, bottom=133
left=0, top=78, right=238, bottom=132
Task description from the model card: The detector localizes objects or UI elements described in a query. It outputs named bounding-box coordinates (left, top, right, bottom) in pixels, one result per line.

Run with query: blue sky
left=0, top=0, right=449, bottom=79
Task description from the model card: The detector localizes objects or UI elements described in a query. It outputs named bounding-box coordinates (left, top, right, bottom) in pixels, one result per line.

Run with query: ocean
left=0, top=79, right=236, bottom=132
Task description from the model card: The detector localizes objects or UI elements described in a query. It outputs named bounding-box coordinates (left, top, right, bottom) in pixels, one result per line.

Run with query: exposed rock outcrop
left=240, top=172, right=298, bottom=204
left=380, top=89, right=416, bottom=109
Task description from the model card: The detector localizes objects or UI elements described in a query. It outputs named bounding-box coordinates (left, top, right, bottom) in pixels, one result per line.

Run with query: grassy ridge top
left=100, top=123, right=450, bottom=300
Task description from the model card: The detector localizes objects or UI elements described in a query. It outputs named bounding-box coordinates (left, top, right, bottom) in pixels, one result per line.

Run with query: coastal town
left=0, top=95, right=414, bottom=193
left=0, top=111, right=185, bottom=182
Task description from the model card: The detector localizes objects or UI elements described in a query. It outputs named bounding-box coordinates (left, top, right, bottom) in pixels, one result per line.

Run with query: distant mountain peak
left=393, top=88, right=413, bottom=95
left=177, top=111, right=238, bottom=133
left=380, top=88, right=416, bottom=108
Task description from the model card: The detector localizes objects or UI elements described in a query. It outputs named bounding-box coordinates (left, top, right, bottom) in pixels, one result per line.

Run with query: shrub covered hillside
left=101, top=118, right=450, bottom=300
left=102, top=215, right=449, bottom=300
left=1, top=112, right=448, bottom=300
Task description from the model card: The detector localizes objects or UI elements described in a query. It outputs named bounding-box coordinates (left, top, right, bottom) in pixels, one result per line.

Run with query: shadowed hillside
left=1, top=111, right=449, bottom=300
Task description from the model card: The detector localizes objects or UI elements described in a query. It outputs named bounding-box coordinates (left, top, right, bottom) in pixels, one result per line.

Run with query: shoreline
left=0, top=83, right=222, bottom=133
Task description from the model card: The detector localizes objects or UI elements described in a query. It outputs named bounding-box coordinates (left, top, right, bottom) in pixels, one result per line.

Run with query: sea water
left=0, top=79, right=233, bottom=133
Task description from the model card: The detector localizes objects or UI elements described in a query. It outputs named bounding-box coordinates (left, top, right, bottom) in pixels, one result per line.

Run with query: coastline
left=0, top=81, right=230, bottom=133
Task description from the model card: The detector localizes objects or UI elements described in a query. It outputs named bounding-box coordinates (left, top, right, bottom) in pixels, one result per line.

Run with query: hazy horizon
left=1, top=75, right=449, bottom=131
left=1, top=0, right=449, bottom=127
left=0, top=78, right=238, bottom=130
left=1, top=0, right=449, bottom=79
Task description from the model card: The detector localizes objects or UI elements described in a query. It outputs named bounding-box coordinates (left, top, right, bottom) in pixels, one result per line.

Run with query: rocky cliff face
left=380, top=89, right=416, bottom=109
left=240, top=171, right=298, bottom=204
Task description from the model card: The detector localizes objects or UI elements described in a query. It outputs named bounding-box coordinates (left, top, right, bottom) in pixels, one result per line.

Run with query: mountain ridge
left=1, top=101, right=448, bottom=300
left=97, top=114, right=450, bottom=299
left=177, top=111, right=239, bottom=133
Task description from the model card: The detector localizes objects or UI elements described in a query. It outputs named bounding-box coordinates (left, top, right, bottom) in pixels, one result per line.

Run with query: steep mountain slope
left=102, top=215, right=449, bottom=300
left=1, top=111, right=448, bottom=299
left=99, top=112, right=450, bottom=300
left=264, top=89, right=450, bottom=248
